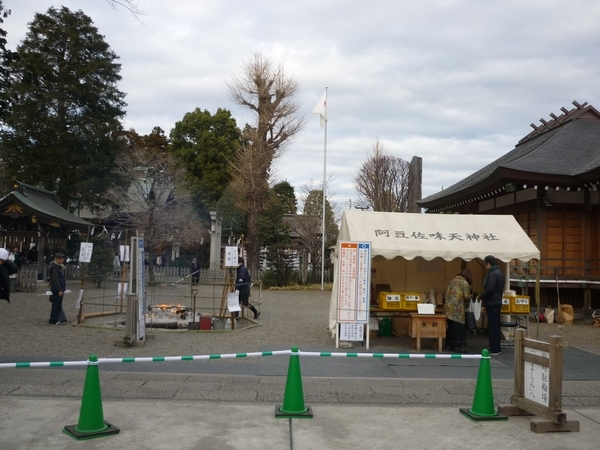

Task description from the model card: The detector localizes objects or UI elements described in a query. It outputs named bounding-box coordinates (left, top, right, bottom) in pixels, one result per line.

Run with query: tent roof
left=338, top=211, right=539, bottom=262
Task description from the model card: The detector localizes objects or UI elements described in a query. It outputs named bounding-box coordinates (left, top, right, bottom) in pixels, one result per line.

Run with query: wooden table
left=409, top=313, right=447, bottom=352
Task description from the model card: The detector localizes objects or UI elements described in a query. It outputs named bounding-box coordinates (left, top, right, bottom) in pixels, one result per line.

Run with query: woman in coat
left=444, top=268, right=473, bottom=353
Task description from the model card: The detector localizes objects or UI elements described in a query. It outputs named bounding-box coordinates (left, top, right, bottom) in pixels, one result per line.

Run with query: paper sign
left=224, top=246, right=238, bottom=268
left=79, top=242, right=94, bottom=263
left=76, top=289, right=84, bottom=309
left=337, top=241, right=371, bottom=323
left=417, top=303, right=435, bottom=314
left=120, top=245, right=130, bottom=262
left=117, top=282, right=128, bottom=297
left=339, top=323, right=364, bottom=341
left=227, top=291, right=241, bottom=312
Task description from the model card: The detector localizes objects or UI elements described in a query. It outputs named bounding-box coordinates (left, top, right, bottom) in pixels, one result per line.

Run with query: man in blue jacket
left=478, top=255, right=505, bottom=355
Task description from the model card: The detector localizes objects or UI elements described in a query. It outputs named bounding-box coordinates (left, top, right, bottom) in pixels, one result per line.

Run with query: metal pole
left=321, top=87, right=328, bottom=290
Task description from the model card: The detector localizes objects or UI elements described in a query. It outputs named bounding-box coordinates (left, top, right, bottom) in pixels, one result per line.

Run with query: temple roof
left=0, top=181, right=91, bottom=229
left=418, top=101, right=600, bottom=210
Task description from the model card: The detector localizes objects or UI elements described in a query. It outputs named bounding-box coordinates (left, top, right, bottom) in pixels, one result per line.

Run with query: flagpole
left=321, top=87, right=328, bottom=290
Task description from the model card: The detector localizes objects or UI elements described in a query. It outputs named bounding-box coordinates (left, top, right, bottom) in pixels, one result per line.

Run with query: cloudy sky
left=4, top=0, right=600, bottom=212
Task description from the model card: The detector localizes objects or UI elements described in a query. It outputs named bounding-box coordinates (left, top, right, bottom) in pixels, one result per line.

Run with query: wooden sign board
left=498, top=329, right=579, bottom=433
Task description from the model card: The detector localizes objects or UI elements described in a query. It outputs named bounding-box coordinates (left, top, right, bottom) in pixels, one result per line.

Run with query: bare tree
left=226, top=53, right=305, bottom=271
left=105, top=1, right=144, bottom=18
left=287, top=182, right=338, bottom=284
left=105, top=129, right=205, bottom=282
left=354, top=139, right=412, bottom=212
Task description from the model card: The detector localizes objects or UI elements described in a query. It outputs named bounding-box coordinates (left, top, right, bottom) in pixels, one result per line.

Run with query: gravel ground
left=1, top=282, right=599, bottom=359
left=0, top=282, right=333, bottom=360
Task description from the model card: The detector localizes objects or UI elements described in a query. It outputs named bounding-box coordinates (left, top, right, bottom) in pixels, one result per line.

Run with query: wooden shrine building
left=0, top=181, right=91, bottom=280
left=417, top=101, right=600, bottom=312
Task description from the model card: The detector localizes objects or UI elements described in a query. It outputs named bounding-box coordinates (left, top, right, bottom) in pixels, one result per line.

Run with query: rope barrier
left=298, top=351, right=483, bottom=359
left=0, top=349, right=484, bottom=369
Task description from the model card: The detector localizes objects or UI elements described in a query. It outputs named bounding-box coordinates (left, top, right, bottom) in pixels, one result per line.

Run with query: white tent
left=328, top=211, right=540, bottom=336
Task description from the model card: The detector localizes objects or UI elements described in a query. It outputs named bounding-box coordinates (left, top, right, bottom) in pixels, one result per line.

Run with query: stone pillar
left=408, top=156, right=422, bottom=213
left=209, top=211, right=223, bottom=270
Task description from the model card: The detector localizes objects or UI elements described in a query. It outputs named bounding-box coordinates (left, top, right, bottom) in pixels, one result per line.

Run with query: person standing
left=189, top=258, right=200, bottom=284
left=113, top=252, right=121, bottom=277
left=14, top=250, right=22, bottom=271
left=444, top=268, right=473, bottom=353
left=0, top=248, right=19, bottom=305
left=235, top=257, right=260, bottom=320
left=477, top=255, right=505, bottom=355
left=48, top=253, right=67, bottom=325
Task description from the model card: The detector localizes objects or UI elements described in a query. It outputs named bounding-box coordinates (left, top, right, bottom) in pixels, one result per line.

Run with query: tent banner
left=338, top=211, right=540, bottom=262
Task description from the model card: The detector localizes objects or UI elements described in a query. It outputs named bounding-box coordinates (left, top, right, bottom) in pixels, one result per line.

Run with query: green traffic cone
left=63, top=354, right=120, bottom=440
left=460, top=349, right=507, bottom=421
left=275, top=347, right=313, bottom=419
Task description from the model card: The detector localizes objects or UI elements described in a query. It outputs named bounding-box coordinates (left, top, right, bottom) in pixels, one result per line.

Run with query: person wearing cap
left=0, top=248, right=19, bottom=305
left=477, top=255, right=505, bottom=355
left=48, top=253, right=67, bottom=325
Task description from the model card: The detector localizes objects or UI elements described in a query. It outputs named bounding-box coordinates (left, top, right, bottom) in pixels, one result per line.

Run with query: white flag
left=312, top=91, right=327, bottom=127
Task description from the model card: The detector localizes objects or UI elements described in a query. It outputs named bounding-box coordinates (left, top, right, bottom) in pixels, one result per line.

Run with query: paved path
left=1, top=286, right=600, bottom=448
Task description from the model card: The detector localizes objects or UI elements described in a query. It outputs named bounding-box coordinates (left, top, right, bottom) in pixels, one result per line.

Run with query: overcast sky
left=4, top=0, right=600, bottom=212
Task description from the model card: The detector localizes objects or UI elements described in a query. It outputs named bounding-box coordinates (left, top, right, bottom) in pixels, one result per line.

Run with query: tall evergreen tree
left=0, top=1, right=16, bottom=127
left=0, top=7, right=126, bottom=211
left=259, top=180, right=298, bottom=286
left=170, top=107, right=241, bottom=217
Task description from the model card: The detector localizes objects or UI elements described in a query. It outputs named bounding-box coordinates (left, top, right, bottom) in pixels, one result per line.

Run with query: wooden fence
left=14, top=265, right=332, bottom=292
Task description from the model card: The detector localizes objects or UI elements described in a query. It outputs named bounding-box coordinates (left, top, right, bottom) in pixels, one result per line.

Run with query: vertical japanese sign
left=137, top=237, right=145, bottom=341
left=337, top=241, right=371, bottom=323
left=524, top=347, right=549, bottom=407
left=224, top=246, right=238, bottom=268
left=79, top=242, right=93, bottom=263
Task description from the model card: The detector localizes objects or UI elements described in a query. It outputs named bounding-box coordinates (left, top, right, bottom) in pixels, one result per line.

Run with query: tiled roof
left=0, top=182, right=91, bottom=229
left=418, top=102, right=600, bottom=208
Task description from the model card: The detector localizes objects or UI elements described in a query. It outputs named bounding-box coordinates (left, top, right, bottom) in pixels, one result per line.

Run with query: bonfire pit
left=146, top=304, right=201, bottom=329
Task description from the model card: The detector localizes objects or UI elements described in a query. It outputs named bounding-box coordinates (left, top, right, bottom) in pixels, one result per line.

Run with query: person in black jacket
left=0, top=248, right=19, bottom=304
left=189, top=258, right=200, bottom=284
left=48, top=253, right=67, bottom=325
left=235, top=257, right=260, bottom=320
left=477, top=255, right=505, bottom=355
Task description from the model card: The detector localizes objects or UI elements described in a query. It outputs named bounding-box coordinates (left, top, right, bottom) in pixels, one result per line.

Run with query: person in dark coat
left=48, top=253, right=67, bottom=325
left=477, top=255, right=505, bottom=355
left=0, top=248, right=19, bottom=304
left=189, top=258, right=200, bottom=284
left=235, top=257, right=260, bottom=320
